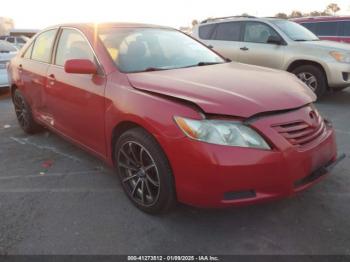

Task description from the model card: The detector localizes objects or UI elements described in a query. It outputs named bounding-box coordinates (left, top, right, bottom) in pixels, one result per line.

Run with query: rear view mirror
left=64, top=59, right=97, bottom=74
left=267, top=35, right=283, bottom=45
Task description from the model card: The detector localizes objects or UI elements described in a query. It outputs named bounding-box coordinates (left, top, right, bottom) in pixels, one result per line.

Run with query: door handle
left=47, top=74, right=56, bottom=86
left=240, top=47, right=249, bottom=51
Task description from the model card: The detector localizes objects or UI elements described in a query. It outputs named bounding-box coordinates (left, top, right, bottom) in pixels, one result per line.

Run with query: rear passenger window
left=31, top=29, right=57, bottom=63
left=316, top=22, right=338, bottom=36
left=213, top=22, right=242, bottom=41
left=198, top=24, right=216, bottom=40
left=55, top=29, right=95, bottom=66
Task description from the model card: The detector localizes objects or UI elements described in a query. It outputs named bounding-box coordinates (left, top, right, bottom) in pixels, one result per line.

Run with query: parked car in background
left=292, top=16, right=350, bottom=44
left=0, top=40, right=17, bottom=89
left=192, top=16, right=350, bottom=97
left=8, top=23, right=340, bottom=213
left=0, top=35, right=29, bottom=49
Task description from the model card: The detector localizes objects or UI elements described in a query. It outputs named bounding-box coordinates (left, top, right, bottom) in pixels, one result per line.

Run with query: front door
left=237, top=22, right=286, bottom=69
left=45, top=28, right=107, bottom=156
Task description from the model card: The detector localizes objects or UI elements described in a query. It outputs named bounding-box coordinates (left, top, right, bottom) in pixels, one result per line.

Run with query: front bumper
left=325, top=61, right=350, bottom=89
left=158, top=109, right=340, bottom=208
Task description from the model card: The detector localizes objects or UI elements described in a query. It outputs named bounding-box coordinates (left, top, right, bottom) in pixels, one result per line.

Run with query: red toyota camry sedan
left=8, top=23, right=340, bottom=213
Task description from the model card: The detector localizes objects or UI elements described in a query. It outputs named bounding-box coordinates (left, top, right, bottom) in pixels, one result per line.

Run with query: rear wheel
left=13, top=89, right=42, bottom=134
left=293, top=65, right=327, bottom=98
left=114, top=128, right=176, bottom=214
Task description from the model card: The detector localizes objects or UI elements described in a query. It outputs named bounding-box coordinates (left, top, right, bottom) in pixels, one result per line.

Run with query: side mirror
left=64, top=59, right=97, bottom=74
left=267, top=35, right=283, bottom=45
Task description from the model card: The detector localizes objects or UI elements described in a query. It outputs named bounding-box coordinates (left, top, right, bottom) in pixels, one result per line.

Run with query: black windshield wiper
left=197, top=61, right=224, bottom=66
left=294, top=39, right=308, bottom=42
left=143, top=67, right=168, bottom=72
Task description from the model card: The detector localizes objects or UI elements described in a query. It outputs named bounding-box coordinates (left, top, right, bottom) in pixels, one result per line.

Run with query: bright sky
left=2, top=0, right=350, bottom=29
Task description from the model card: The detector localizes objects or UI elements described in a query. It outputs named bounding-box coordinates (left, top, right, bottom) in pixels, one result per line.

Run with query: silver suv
left=192, top=16, right=350, bottom=97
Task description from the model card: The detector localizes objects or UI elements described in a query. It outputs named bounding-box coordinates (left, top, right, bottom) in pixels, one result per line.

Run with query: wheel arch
left=286, top=59, right=329, bottom=89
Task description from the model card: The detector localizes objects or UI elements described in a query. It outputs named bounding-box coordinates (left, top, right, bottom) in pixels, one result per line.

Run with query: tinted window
left=243, top=22, right=279, bottom=43
left=7, top=37, right=15, bottom=43
left=338, top=21, right=350, bottom=36
left=316, top=22, right=338, bottom=36
left=55, top=29, right=95, bottom=66
left=198, top=24, right=216, bottom=40
left=0, top=36, right=6, bottom=40
left=31, top=29, right=57, bottom=63
left=213, top=22, right=241, bottom=41
left=17, top=37, right=26, bottom=44
left=23, top=42, right=34, bottom=59
left=301, top=23, right=317, bottom=34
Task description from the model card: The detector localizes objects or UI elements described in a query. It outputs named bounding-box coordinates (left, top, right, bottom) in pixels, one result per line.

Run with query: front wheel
left=114, top=128, right=176, bottom=214
left=293, top=65, right=328, bottom=98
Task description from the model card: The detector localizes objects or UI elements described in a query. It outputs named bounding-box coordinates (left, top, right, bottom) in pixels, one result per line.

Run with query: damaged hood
left=127, top=62, right=316, bottom=118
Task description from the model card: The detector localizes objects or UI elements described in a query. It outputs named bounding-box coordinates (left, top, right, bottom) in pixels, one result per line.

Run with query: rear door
left=237, top=21, right=286, bottom=69
left=45, top=28, right=107, bottom=156
left=19, top=29, right=58, bottom=119
left=201, top=21, right=243, bottom=61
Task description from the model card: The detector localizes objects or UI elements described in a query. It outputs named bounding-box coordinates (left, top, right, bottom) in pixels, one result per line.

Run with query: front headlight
left=174, top=116, right=271, bottom=150
left=330, top=51, right=350, bottom=63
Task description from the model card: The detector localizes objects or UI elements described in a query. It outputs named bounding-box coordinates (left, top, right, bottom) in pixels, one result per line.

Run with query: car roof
left=199, top=16, right=283, bottom=25
left=292, top=16, right=350, bottom=22
left=44, top=22, right=173, bottom=31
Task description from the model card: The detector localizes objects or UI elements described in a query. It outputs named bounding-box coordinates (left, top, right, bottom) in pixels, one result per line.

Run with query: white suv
left=192, top=16, right=350, bottom=97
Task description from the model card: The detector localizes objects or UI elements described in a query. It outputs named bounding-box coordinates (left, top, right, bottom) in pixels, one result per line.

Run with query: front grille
left=272, top=109, right=326, bottom=147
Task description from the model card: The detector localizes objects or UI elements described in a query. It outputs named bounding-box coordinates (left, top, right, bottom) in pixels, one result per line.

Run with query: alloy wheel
left=297, top=72, right=318, bottom=92
left=117, top=141, right=160, bottom=207
left=13, top=92, right=30, bottom=130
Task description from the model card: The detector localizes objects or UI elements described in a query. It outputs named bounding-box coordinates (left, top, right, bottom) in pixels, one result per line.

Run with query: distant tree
left=241, top=13, right=251, bottom=16
left=309, top=11, right=322, bottom=16
left=320, top=10, right=331, bottom=16
left=326, top=3, right=341, bottom=15
left=192, top=19, right=199, bottom=27
left=275, top=13, right=288, bottom=19
left=289, top=10, right=303, bottom=18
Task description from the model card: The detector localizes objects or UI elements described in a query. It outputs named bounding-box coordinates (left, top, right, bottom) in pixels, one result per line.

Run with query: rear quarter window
left=212, top=22, right=242, bottom=41
left=198, top=24, right=216, bottom=40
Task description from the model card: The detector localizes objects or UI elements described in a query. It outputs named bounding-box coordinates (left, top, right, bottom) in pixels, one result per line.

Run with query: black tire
left=293, top=65, right=327, bottom=98
left=13, top=89, right=42, bottom=134
left=114, top=127, right=176, bottom=214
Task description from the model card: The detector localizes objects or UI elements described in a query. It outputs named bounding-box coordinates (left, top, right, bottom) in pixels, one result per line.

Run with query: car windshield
left=99, top=27, right=225, bottom=73
left=0, top=40, right=17, bottom=52
left=272, top=20, right=319, bottom=41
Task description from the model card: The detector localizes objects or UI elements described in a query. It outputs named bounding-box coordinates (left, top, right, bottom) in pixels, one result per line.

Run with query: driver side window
left=55, top=29, right=95, bottom=66
left=244, top=22, right=279, bottom=44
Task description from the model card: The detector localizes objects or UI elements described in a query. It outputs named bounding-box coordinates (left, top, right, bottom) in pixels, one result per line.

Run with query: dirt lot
left=0, top=88, right=349, bottom=255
